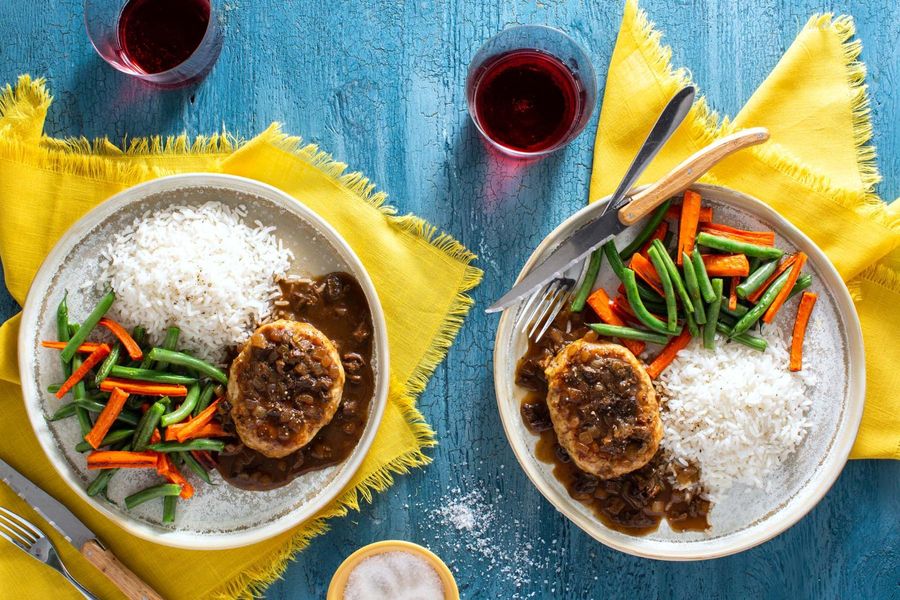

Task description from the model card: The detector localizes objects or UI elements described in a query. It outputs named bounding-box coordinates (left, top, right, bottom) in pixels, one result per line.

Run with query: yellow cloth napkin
left=0, top=76, right=481, bottom=599
left=592, top=0, right=900, bottom=458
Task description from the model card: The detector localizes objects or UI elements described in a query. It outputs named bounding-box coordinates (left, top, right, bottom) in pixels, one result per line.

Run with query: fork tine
left=0, top=527, right=28, bottom=551
left=527, top=283, right=566, bottom=339
left=0, top=508, right=39, bottom=545
left=534, top=288, right=571, bottom=342
left=0, top=516, right=34, bottom=548
left=516, top=282, right=550, bottom=333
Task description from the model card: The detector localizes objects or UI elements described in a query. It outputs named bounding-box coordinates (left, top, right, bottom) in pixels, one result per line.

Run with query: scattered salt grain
left=343, top=551, right=444, bottom=600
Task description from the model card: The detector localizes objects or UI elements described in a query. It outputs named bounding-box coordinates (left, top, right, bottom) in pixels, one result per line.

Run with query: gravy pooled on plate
left=217, top=272, right=375, bottom=490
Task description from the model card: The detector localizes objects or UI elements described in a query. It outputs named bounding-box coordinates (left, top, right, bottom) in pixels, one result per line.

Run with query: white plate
left=493, top=183, right=865, bottom=560
left=19, top=174, right=390, bottom=549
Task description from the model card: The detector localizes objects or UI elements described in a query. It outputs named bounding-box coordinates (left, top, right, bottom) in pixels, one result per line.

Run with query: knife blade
left=486, top=85, right=696, bottom=313
left=0, top=457, right=165, bottom=600
left=0, top=457, right=95, bottom=548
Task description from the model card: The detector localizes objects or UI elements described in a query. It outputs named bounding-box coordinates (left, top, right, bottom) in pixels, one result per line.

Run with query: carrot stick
left=586, top=288, right=646, bottom=356
left=99, top=378, right=188, bottom=397
left=646, top=329, right=692, bottom=379
left=156, top=454, right=194, bottom=499
left=676, top=190, right=702, bottom=265
left=699, top=223, right=776, bottom=246
left=41, top=341, right=105, bottom=353
left=87, top=450, right=159, bottom=469
left=55, top=344, right=111, bottom=399
left=639, top=221, right=669, bottom=256
left=629, top=253, right=665, bottom=296
left=666, top=204, right=713, bottom=223
left=728, top=277, right=739, bottom=311
left=763, top=253, right=807, bottom=324
left=179, top=423, right=228, bottom=441
left=83, top=388, right=129, bottom=449
left=613, top=295, right=666, bottom=323
left=173, top=399, right=221, bottom=443
left=747, top=254, right=798, bottom=303
left=99, top=318, right=143, bottom=360
left=789, top=292, right=818, bottom=371
left=701, top=254, right=750, bottom=277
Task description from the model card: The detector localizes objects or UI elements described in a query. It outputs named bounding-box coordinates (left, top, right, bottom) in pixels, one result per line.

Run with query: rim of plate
left=493, top=183, right=865, bottom=560
left=19, top=173, right=391, bottom=549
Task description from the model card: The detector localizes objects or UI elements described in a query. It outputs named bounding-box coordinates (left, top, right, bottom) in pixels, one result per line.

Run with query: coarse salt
left=343, top=551, right=444, bottom=600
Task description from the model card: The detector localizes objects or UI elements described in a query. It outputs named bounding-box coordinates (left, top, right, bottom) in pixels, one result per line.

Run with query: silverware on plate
left=487, top=84, right=697, bottom=313
left=0, top=457, right=163, bottom=600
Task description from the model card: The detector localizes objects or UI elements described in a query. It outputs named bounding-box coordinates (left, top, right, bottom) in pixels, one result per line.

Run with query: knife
left=0, top=457, right=164, bottom=600
left=486, top=85, right=697, bottom=313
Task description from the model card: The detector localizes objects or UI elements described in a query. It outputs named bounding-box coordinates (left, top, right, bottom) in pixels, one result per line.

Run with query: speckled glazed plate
left=19, top=174, right=389, bottom=549
left=493, top=183, right=865, bottom=560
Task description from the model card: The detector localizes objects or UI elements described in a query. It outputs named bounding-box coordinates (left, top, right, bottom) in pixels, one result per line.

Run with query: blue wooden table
left=1, top=1, right=897, bottom=598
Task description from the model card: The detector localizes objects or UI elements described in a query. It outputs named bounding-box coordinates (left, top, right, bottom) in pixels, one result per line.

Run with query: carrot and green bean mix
left=45, top=290, right=228, bottom=523
left=570, top=189, right=817, bottom=378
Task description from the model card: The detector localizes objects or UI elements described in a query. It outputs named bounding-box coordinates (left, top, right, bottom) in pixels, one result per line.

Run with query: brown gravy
left=216, top=272, right=374, bottom=491
left=516, top=310, right=710, bottom=535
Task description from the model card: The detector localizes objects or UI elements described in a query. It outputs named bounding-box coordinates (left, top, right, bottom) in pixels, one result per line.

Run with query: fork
left=0, top=506, right=98, bottom=599
left=515, top=273, right=576, bottom=342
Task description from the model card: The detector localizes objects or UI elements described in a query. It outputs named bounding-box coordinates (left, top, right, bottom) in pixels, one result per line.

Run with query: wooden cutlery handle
left=617, top=127, right=770, bottom=225
left=81, top=540, right=164, bottom=600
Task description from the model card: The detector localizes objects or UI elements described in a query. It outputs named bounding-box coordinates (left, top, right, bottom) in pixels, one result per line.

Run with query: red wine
left=119, top=0, right=211, bottom=74
left=471, top=50, right=584, bottom=153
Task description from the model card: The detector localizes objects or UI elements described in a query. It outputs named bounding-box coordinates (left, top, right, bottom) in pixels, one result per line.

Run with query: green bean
left=86, top=470, right=117, bottom=497
left=748, top=257, right=761, bottom=274
left=178, top=451, right=213, bottom=485
left=696, top=232, right=784, bottom=260
left=108, top=366, right=197, bottom=385
left=718, top=311, right=738, bottom=327
left=60, top=291, right=115, bottom=362
left=722, top=302, right=749, bottom=318
left=161, top=384, right=200, bottom=427
left=56, top=292, right=72, bottom=377
left=93, top=344, right=121, bottom=387
left=147, top=348, right=228, bottom=385
left=692, top=249, right=717, bottom=303
left=193, top=383, right=217, bottom=417
left=618, top=199, right=672, bottom=260
left=790, top=274, right=813, bottom=298
left=634, top=279, right=663, bottom=302
left=685, top=308, right=700, bottom=337
left=570, top=250, right=603, bottom=312
left=48, top=402, right=78, bottom=421
left=74, top=398, right=141, bottom=426
left=641, top=296, right=669, bottom=315
left=124, top=483, right=182, bottom=510
left=148, top=439, right=225, bottom=453
left=589, top=324, right=670, bottom=345
left=681, top=252, right=707, bottom=325
left=651, top=239, right=693, bottom=314
left=162, top=496, right=177, bottom=524
left=716, top=322, right=767, bottom=352
left=620, top=269, right=676, bottom=335
left=603, top=239, right=627, bottom=281
left=75, top=429, right=135, bottom=453
left=647, top=246, right=678, bottom=332
left=703, top=279, right=724, bottom=350
left=736, top=259, right=778, bottom=299
left=730, top=270, right=792, bottom=336
left=46, top=384, right=61, bottom=393
left=131, top=326, right=147, bottom=347
left=132, top=400, right=167, bottom=451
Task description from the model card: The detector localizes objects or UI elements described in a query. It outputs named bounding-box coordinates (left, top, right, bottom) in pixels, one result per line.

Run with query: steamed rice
left=96, top=201, right=292, bottom=363
left=657, top=328, right=814, bottom=500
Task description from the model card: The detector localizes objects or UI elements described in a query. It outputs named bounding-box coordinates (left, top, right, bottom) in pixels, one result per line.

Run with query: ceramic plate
left=493, top=183, right=865, bottom=560
left=19, top=174, right=390, bottom=549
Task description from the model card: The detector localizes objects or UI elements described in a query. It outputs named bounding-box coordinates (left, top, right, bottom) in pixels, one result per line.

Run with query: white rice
left=657, top=328, right=815, bottom=501
left=96, top=201, right=292, bottom=363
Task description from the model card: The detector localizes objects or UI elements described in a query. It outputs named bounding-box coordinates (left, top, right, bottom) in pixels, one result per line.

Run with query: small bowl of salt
left=327, top=540, right=458, bottom=600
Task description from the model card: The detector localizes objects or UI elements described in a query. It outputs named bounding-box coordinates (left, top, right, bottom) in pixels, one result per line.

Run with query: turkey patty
left=228, top=320, right=345, bottom=458
left=545, top=340, right=661, bottom=479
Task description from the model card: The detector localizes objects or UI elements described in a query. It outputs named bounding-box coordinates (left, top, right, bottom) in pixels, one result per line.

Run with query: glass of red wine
left=466, top=25, right=597, bottom=158
left=84, top=0, right=223, bottom=87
